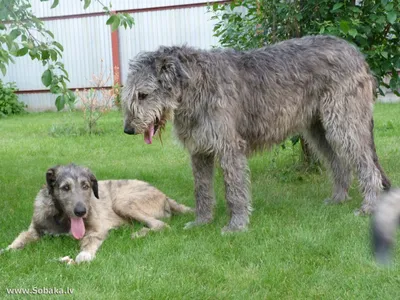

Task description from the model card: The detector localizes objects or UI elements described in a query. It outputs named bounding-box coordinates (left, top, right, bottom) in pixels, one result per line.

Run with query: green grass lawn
left=0, top=103, right=399, bottom=299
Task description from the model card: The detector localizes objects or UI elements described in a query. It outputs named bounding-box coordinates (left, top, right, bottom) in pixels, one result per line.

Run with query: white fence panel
left=2, top=2, right=222, bottom=111
left=119, top=6, right=218, bottom=81
left=31, top=0, right=222, bottom=18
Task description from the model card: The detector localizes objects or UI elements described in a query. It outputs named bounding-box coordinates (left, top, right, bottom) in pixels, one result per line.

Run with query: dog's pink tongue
left=144, top=123, right=154, bottom=144
left=70, top=218, right=85, bottom=240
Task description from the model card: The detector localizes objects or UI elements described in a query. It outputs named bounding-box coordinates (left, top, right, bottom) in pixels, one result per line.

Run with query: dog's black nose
left=124, top=127, right=136, bottom=135
left=74, top=203, right=87, bottom=217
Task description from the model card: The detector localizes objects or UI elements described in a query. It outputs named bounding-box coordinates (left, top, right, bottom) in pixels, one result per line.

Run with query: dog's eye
left=138, top=92, right=148, bottom=101
left=62, top=185, right=70, bottom=191
left=82, top=184, right=89, bottom=190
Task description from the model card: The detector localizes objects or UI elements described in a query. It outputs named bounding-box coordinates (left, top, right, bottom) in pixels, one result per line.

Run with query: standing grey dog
left=372, top=188, right=400, bottom=264
left=122, top=35, right=391, bottom=233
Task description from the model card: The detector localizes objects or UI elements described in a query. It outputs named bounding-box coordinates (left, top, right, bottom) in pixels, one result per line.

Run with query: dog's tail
left=372, top=188, right=400, bottom=264
left=370, top=118, right=391, bottom=190
left=167, top=198, right=194, bottom=215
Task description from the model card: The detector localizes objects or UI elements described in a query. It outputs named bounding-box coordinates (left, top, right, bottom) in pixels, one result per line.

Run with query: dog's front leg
left=75, top=231, right=108, bottom=263
left=5, top=224, right=40, bottom=251
left=220, top=148, right=251, bottom=233
left=184, top=153, right=216, bottom=229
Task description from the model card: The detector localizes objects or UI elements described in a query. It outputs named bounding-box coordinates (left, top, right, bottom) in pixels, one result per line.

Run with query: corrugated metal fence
left=2, top=0, right=226, bottom=111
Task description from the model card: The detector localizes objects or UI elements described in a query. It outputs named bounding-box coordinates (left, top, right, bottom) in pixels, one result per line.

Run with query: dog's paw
left=131, top=228, right=150, bottom=239
left=59, top=256, right=76, bottom=265
left=324, top=195, right=352, bottom=205
left=184, top=219, right=211, bottom=230
left=75, top=251, right=94, bottom=264
left=354, top=204, right=374, bottom=216
left=152, top=220, right=169, bottom=230
left=183, top=207, right=195, bottom=214
left=221, top=224, right=248, bottom=235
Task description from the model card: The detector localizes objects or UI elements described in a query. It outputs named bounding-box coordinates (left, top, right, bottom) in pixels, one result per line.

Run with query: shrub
left=75, top=63, right=116, bottom=135
left=0, top=80, right=25, bottom=117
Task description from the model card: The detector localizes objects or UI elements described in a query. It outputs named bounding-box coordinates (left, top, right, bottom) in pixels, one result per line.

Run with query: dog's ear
left=46, top=166, right=59, bottom=194
left=87, top=171, right=99, bottom=199
left=155, top=53, right=188, bottom=90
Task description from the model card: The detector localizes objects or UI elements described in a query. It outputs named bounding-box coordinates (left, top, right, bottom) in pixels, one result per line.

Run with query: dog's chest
left=173, top=111, right=220, bottom=154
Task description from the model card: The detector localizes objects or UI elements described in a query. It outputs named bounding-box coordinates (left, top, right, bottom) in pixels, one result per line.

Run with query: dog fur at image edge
left=372, top=188, right=400, bottom=264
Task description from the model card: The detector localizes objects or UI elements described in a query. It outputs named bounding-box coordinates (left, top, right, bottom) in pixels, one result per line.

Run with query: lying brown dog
left=2, top=164, right=192, bottom=263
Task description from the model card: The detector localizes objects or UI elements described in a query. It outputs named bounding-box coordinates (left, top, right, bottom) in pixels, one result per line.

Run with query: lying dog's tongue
left=144, top=123, right=154, bottom=144
left=70, top=218, right=85, bottom=240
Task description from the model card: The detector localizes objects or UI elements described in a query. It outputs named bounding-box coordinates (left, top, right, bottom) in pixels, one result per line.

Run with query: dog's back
left=97, top=179, right=172, bottom=220
left=372, top=188, right=400, bottom=263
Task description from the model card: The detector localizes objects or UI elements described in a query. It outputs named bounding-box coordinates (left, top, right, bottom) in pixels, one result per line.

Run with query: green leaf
left=106, top=15, right=117, bottom=25
left=395, top=58, right=400, bottom=69
left=331, top=3, right=344, bottom=11
left=350, top=7, right=361, bottom=13
left=50, top=49, right=57, bottom=61
left=44, top=29, right=54, bottom=38
left=385, top=3, right=394, bottom=10
left=16, top=47, right=29, bottom=56
left=339, top=21, right=350, bottom=33
left=41, top=50, right=50, bottom=60
left=50, top=84, right=61, bottom=93
left=29, top=48, right=39, bottom=60
left=55, top=95, right=65, bottom=111
left=53, top=41, right=64, bottom=51
left=0, top=63, right=6, bottom=76
left=0, top=23, right=6, bottom=30
left=111, top=16, right=120, bottom=32
left=376, top=15, right=386, bottom=25
left=51, top=0, right=59, bottom=9
left=348, top=28, right=358, bottom=38
left=387, top=11, right=397, bottom=24
left=9, top=29, right=21, bottom=40
left=123, top=13, right=134, bottom=27
left=67, top=89, right=75, bottom=100
left=381, top=51, right=388, bottom=59
left=84, top=0, right=91, bottom=9
left=41, top=69, right=53, bottom=87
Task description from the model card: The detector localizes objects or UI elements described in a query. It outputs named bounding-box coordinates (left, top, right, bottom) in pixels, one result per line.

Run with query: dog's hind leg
left=321, top=91, right=382, bottom=214
left=130, top=213, right=170, bottom=239
left=113, top=201, right=170, bottom=238
left=370, top=119, right=391, bottom=191
left=5, top=224, right=40, bottom=251
left=303, top=120, right=352, bottom=204
left=167, top=198, right=194, bottom=214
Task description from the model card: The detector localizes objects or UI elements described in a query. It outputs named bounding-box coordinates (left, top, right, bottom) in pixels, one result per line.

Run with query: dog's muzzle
left=74, top=202, right=87, bottom=217
left=124, top=127, right=136, bottom=135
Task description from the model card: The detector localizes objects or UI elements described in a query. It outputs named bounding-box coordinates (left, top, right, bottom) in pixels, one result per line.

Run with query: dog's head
left=46, top=164, right=98, bottom=239
left=122, top=47, right=189, bottom=144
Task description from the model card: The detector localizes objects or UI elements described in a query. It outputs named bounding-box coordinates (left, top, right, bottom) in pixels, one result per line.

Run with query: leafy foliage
left=0, top=80, right=25, bottom=117
left=211, top=0, right=400, bottom=96
left=0, top=0, right=134, bottom=111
